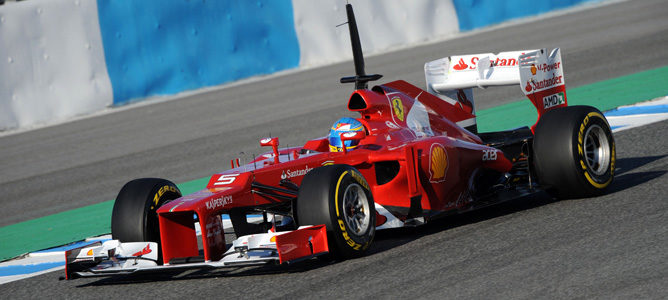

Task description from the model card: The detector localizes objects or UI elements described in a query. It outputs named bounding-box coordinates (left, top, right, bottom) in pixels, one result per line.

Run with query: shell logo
left=530, top=64, right=537, bottom=75
left=429, top=143, right=448, bottom=182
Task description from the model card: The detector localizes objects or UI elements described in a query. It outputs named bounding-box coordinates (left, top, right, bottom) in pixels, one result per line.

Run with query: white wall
left=292, top=0, right=460, bottom=68
left=0, top=0, right=111, bottom=131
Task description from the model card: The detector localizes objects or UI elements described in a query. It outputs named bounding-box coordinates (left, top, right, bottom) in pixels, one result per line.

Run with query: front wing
left=65, top=225, right=328, bottom=279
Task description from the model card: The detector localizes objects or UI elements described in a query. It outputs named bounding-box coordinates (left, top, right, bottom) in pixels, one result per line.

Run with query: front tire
left=111, top=178, right=182, bottom=243
left=297, top=165, right=375, bottom=259
left=533, top=106, right=615, bottom=198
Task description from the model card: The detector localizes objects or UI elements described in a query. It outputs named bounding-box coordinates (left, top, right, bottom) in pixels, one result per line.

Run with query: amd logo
left=543, top=92, right=565, bottom=109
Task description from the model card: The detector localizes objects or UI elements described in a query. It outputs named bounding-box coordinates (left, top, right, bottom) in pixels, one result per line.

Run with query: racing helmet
left=329, top=117, right=365, bottom=152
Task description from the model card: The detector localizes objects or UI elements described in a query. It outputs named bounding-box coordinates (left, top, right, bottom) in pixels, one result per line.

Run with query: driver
left=329, top=117, right=365, bottom=152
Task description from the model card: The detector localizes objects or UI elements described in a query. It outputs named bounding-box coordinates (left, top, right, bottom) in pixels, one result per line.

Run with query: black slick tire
left=297, top=165, right=375, bottom=259
left=111, top=178, right=182, bottom=244
left=533, top=105, right=615, bottom=198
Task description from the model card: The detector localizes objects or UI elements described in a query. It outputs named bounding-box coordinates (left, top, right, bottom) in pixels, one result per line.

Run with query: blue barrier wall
left=452, top=0, right=595, bottom=31
left=97, top=0, right=300, bottom=105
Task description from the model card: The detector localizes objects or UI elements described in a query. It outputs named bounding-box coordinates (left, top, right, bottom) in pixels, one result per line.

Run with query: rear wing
left=425, top=48, right=567, bottom=131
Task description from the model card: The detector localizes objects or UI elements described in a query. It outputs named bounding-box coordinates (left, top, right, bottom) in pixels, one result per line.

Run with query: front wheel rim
left=342, top=183, right=370, bottom=235
left=583, top=124, right=611, bottom=176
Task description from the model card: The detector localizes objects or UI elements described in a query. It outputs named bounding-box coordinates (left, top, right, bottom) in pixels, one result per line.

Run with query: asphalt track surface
left=1, top=0, right=667, bottom=297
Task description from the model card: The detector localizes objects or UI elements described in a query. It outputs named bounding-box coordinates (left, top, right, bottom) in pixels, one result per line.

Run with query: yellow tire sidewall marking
left=152, top=185, right=179, bottom=209
left=333, top=169, right=366, bottom=251
left=578, top=112, right=613, bottom=189
left=334, top=171, right=349, bottom=217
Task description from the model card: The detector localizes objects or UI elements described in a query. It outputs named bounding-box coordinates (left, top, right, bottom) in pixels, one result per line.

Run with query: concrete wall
left=293, top=0, right=460, bottom=67
left=0, top=0, right=111, bottom=130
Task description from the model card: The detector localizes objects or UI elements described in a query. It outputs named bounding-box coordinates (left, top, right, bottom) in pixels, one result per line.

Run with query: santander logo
left=524, top=74, right=564, bottom=93
left=452, top=54, right=523, bottom=71
left=132, top=245, right=152, bottom=257
left=453, top=58, right=469, bottom=70
left=525, top=82, right=533, bottom=92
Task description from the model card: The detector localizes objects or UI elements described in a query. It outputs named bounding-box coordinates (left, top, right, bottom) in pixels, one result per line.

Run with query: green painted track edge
left=477, top=65, right=668, bottom=132
left=0, top=178, right=209, bottom=261
left=2, top=66, right=668, bottom=261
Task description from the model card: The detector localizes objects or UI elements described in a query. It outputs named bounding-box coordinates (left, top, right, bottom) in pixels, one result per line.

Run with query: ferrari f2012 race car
left=64, top=4, right=615, bottom=279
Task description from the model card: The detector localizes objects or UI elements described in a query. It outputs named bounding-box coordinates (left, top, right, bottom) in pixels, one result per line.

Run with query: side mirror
left=339, top=131, right=366, bottom=154
left=260, top=137, right=279, bottom=164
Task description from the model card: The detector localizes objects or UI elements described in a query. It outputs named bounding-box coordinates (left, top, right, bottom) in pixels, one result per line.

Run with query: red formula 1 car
left=65, top=4, right=615, bottom=279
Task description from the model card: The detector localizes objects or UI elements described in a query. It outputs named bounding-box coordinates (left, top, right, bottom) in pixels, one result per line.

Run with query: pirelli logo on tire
left=337, top=219, right=363, bottom=250
left=334, top=170, right=372, bottom=252
left=350, top=170, right=370, bottom=190
left=152, top=185, right=179, bottom=209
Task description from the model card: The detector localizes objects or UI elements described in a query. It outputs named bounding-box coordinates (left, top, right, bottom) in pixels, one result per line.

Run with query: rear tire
left=297, top=165, right=375, bottom=259
left=111, top=178, right=182, bottom=244
left=533, top=106, right=615, bottom=198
